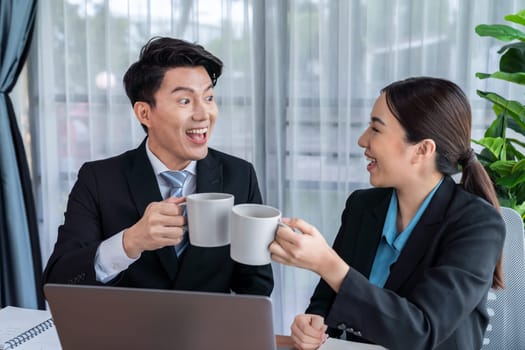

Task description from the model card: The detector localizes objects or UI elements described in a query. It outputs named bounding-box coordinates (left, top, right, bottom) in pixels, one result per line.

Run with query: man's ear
left=133, top=102, right=151, bottom=128
left=413, top=139, right=436, bottom=163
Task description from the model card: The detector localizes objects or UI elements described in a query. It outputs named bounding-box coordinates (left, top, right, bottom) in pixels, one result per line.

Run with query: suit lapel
left=126, top=139, right=161, bottom=215
left=351, top=192, right=391, bottom=278
left=125, top=139, right=180, bottom=280
left=196, top=149, right=223, bottom=194
left=384, top=176, right=455, bottom=291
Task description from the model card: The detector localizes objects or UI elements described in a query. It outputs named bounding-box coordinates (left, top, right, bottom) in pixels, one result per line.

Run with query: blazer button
left=337, top=323, right=347, bottom=330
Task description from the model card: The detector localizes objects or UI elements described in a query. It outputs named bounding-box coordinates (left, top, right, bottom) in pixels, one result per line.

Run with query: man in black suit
left=42, top=37, right=273, bottom=296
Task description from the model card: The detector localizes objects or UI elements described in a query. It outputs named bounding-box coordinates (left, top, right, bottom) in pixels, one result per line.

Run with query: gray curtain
left=0, top=0, right=42, bottom=309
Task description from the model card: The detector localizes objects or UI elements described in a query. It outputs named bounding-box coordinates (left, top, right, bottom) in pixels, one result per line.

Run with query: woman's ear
left=414, top=139, right=437, bottom=163
left=133, top=102, right=151, bottom=127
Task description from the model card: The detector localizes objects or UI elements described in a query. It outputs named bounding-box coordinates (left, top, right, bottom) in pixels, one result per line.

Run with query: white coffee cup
left=186, top=193, right=234, bottom=247
left=230, top=204, right=281, bottom=265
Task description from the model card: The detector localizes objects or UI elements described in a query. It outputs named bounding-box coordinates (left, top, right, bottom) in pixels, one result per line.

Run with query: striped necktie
left=161, top=170, right=189, bottom=198
left=160, top=170, right=189, bottom=256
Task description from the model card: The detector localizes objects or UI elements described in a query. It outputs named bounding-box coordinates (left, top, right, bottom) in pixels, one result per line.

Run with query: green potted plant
left=474, top=10, right=525, bottom=223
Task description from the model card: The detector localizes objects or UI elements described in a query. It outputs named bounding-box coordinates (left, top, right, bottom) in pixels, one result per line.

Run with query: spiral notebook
left=0, top=306, right=60, bottom=350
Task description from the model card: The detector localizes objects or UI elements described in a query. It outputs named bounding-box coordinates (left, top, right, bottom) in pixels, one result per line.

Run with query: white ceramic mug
left=230, top=204, right=281, bottom=265
left=186, top=193, right=234, bottom=247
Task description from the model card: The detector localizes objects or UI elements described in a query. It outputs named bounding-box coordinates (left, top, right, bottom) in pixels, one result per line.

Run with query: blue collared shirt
left=368, top=178, right=443, bottom=287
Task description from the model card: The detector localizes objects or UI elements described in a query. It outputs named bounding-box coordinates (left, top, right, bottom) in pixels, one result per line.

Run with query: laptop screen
left=44, top=284, right=278, bottom=350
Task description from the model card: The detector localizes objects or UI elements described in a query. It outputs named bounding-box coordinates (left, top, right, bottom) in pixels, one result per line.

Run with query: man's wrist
left=122, top=228, right=141, bottom=258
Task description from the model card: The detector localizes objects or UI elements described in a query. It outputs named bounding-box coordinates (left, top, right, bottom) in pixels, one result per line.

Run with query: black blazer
left=42, top=139, right=273, bottom=296
left=306, top=176, right=505, bottom=350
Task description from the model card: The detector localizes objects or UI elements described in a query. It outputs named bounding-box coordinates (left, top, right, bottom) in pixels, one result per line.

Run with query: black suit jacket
left=42, top=139, right=273, bottom=296
left=306, top=176, right=505, bottom=350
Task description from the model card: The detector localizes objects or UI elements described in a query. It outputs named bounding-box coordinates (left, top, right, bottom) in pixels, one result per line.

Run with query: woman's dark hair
left=123, top=36, right=223, bottom=122
left=381, top=77, right=503, bottom=289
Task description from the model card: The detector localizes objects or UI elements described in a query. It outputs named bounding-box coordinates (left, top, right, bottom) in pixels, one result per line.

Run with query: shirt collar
left=145, top=138, right=197, bottom=176
left=382, top=177, right=444, bottom=250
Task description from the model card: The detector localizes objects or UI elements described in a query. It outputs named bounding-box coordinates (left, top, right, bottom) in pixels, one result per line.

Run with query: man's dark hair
left=123, top=36, right=223, bottom=108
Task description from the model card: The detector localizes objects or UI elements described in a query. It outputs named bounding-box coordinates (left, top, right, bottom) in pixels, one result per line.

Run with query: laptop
left=44, top=284, right=286, bottom=350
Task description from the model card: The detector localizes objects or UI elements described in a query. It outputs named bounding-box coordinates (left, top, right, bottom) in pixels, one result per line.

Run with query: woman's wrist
left=317, top=249, right=350, bottom=292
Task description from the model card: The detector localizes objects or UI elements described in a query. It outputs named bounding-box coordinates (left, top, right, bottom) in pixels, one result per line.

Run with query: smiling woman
left=269, top=77, right=505, bottom=350
left=357, top=95, right=430, bottom=189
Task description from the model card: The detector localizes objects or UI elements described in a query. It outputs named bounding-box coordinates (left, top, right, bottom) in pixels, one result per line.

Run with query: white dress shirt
left=94, top=139, right=197, bottom=283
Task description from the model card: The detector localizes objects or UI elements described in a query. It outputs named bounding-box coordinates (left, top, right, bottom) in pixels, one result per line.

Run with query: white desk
left=276, top=335, right=387, bottom=349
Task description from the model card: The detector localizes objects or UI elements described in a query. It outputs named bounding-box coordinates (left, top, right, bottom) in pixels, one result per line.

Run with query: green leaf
left=475, top=137, right=506, bottom=158
left=508, top=118, right=525, bottom=137
left=500, top=47, right=525, bottom=72
left=492, top=103, right=504, bottom=116
left=476, top=71, right=525, bottom=84
left=514, top=201, right=525, bottom=220
left=498, top=197, right=516, bottom=208
left=476, top=91, right=525, bottom=131
left=476, top=24, right=525, bottom=41
left=514, top=159, right=525, bottom=172
left=514, top=189, right=525, bottom=205
left=515, top=182, right=525, bottom=201
left=508, top=137, right=525, bottom=149
left=475, top=72, right=491, bottom=79
left=490, top=160, right=515, bottom=175
left=495, top=170, right=525, bottom=188
left=473, top=145, right=497, bottom=164
left=497, top=41, right=525, bottom=54
left=493, top=159, right=525, bottom=189
left=484, top=114, right=506, bottom=138
left=506, top=140, right=525, bottom=160
left=505, top=10, right=525, bottom=26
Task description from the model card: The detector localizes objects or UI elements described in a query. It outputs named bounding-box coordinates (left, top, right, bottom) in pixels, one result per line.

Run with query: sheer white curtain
left=32, top=0, right=525, bottom=334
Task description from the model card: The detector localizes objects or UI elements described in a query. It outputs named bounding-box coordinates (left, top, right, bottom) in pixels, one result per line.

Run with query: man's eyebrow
left=172, top=86, right=193, bottom=93
left=171, top=84, right=214, bottom=94
left=371, top=116, right=386, bottom=125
